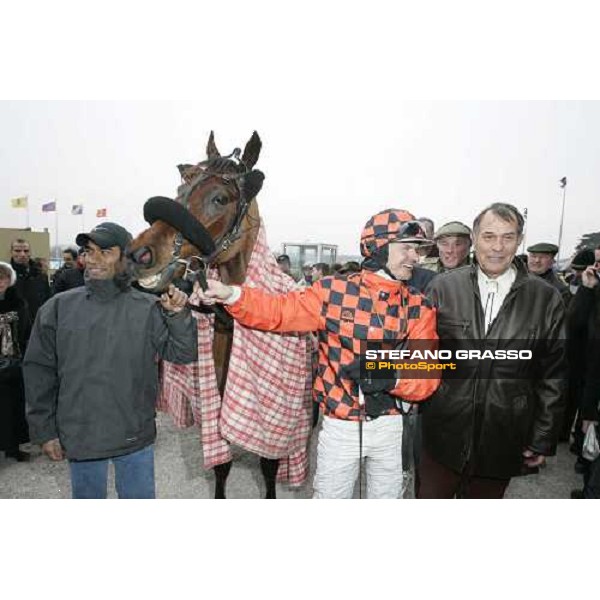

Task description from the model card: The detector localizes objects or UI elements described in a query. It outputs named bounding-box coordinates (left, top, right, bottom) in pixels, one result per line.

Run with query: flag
left=10, top=196, right=28, bottom=209
left=42, top=201, right=56, bottom=212
left=96, top=208, right=107, bottom=218
left=560, top=177, right=567, bottom=188
left=71, top=204, right=84, bottom=215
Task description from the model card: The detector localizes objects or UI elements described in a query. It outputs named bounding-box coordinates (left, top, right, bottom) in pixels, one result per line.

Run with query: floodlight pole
left=557, top=178, right=567, bottom=263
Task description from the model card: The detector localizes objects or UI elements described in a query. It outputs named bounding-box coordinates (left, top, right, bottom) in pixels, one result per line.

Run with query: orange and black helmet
left=360, top=209, right=429, bottom=258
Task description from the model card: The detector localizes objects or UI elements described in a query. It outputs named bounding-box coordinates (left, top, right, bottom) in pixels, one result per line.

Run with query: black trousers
left=417, top=448, right=510, bottom=499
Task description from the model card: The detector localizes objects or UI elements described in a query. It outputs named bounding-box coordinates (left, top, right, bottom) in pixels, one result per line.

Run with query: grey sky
left=1, top=100, right=598, bottom=258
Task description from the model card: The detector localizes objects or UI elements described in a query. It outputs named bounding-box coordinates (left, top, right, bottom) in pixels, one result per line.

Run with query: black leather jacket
left=422, top=260, right=567, bottom=479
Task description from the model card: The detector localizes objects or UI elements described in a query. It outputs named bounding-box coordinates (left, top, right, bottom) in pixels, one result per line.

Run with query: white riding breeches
left=312, top=414, right=404, bottom=499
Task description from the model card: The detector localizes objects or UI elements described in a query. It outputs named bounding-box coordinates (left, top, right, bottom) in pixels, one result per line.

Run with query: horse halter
left=157, top=149, right=257, bottom=292
left=177, top=149, right=255, bottom=262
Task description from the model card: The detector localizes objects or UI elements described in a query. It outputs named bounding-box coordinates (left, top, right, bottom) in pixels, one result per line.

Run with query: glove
left=341, top=358, right=397, bottom=394
left=364, top=392, right=397, bottom=419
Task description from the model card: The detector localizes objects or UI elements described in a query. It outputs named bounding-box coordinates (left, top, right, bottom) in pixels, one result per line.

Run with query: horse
left=127, top=131, right=311, bottom=498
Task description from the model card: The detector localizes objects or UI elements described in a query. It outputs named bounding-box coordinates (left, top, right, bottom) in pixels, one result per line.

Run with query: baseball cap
left=76, top=222, right=133, bottom=251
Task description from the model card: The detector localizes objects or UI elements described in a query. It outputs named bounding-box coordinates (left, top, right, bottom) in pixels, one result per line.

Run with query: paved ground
left=0, top=412, right=582, bottom=499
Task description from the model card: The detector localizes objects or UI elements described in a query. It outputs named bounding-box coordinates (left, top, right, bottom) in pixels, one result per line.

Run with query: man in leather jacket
left=9, top=238, right=50, bottom=327
left=419, top=203, right=567, bottom=498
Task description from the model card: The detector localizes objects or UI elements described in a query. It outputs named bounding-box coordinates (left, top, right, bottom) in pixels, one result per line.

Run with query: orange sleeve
left=225, top=283, right=323, bottom=333
left=390, top=305, right=441, bottom=402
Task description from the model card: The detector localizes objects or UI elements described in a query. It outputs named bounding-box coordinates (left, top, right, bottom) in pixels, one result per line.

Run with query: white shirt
left=477, top=266, right=516, bottom=333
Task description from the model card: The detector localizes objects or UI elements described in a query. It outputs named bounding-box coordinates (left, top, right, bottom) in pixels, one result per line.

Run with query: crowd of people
left=1, top=205, right=599, bottom=499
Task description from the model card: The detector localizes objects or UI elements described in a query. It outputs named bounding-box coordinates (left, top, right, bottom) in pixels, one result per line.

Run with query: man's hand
left=582, top=420, right=598, bottom=434
left=160, top=284, right=189, bottom=313
left=42, top=438, right=64, bottom=461
left=190, top=280, right=235, bottom=305
left=522, top=448, right=545, bottom=468
left=581, top=266, right=599, bottom=289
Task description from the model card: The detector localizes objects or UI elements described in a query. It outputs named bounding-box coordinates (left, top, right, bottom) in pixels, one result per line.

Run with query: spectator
left=276, top=254, right=294, bottom=278
left=336, top=261, right=361, bottom=275
left=419, top=202, right=566, bottom=498
left=569, top=265, right=600, bottom=498
left=428, top=221, right=473, bottom=273
left=193, top=209, right=440, bottom=499
left=23, top=222, right=198, bottom=499
left=0, top=262, right=31, bottom=461
left=51, top=248, right=77, bottom=286
left=33, top=257, right=50, bottom=279
left=301, top=263, right=313, bottom=286
left=527, top=242, right=571, bottom=306
left=9, top=238, right=51, bottom=328
left=52, top=248, right=85, bottom=294
left=311, top=262, right=330, bottom=282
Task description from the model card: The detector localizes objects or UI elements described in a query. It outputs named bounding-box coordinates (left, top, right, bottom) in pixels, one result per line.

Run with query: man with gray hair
left=419, top=203, right=567, bottom=498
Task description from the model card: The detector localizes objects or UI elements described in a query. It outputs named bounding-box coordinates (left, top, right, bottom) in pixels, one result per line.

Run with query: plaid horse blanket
left=157, top=221, right=312, bottom=486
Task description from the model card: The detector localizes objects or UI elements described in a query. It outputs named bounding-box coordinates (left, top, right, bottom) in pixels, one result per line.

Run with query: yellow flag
left=11, top=196, right=28, bottom=209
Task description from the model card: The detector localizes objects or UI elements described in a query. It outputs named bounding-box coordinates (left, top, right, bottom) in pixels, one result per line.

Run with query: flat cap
left=434, top=221, right=471, bottom=240
left=527, top=242, right=559, bottom=255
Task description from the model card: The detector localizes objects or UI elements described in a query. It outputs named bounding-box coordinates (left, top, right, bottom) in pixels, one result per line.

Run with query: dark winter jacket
left=538, top=269, right=572, bottom=307
left=422, top=260, right=567, bottom=479
left=11, top=260, right=50, bottom=327
left=23, top=279, right=198, bottom=460
left=52, top=266, right=85, bottom=294
left=568, top=285, right=600, bottom=421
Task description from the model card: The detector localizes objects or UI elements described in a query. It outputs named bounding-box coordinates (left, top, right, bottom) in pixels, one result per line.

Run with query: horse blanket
left=157, top=221, right=312, bottom=485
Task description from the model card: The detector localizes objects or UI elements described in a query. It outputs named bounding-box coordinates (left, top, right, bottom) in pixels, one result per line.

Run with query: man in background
left=9, top=238, right=50, bottom=327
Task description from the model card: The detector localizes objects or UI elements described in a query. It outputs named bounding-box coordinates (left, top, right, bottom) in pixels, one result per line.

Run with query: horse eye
left=212, top=195, right=228, bottom=206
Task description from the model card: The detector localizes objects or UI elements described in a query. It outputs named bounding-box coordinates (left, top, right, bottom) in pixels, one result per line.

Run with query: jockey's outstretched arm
left=192, top=279, right=321, bottom=333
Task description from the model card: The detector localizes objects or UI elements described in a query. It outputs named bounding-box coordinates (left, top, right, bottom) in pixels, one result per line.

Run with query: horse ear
left=206, top=131, right=221, bottom=159
left=241, top=131, right=262, bottom=169
left=242, top=170, right=265, bottom=200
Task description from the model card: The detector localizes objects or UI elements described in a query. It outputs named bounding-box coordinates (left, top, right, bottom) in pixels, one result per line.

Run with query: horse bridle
left=166, top=150, right=257, bottom=289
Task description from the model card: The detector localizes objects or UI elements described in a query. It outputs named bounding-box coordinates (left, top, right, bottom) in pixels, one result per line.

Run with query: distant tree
left=575, top=231, right=600, bottom=252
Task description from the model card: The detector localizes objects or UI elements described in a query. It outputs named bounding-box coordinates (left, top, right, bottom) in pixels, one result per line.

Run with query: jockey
left=193, top=209, right=440, bottom=499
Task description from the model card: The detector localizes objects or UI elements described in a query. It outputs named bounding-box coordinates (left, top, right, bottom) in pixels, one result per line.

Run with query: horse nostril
left=132, top=247, right=153, bottom=266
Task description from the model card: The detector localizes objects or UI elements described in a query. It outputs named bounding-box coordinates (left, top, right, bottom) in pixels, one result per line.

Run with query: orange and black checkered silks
left=360, top=208, right=416, bottom=258
left=226, top=270, right=440, bottom=421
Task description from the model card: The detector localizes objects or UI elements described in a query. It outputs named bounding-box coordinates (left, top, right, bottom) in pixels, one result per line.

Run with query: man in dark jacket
left=419, top=203, right=567, bottom=498
left=23, top=222, right=198, bottom=499
left=51, top=248, right=85, bottom=294
left=527, top=242, right=572, bottom=306
left=10, top=238, right=51, bottom=327
left=568, top=265, right=600, bottom=498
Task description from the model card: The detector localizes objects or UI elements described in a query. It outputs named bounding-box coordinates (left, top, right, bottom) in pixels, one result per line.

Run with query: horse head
left=128, top=131, right=265, bottom=293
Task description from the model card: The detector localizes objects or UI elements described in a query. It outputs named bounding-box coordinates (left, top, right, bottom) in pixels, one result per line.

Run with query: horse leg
left=260, top=457, right=280, bottom=499
left=214, top=461, right=233, bottom=499
left=211, top=326, right=234, bottom=499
